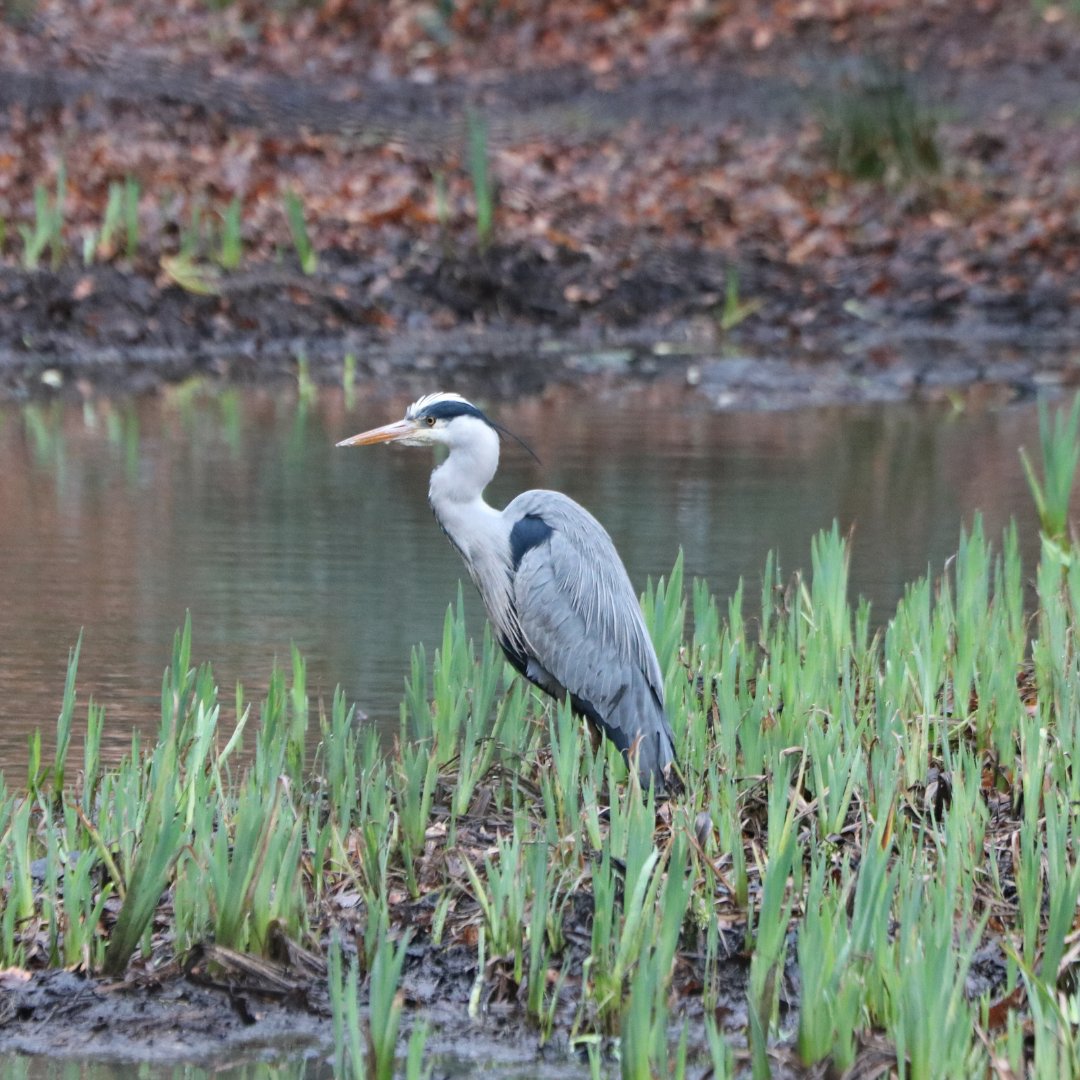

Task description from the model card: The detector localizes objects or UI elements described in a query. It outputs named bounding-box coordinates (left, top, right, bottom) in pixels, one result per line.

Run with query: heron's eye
left=425, top=416, right=437, bottom=427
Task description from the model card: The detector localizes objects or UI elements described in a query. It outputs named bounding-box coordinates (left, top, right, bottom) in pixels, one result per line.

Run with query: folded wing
left=504, top=490, right=676, bottom=782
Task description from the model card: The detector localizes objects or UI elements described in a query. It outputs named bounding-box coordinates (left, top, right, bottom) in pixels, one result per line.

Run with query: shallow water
left=0, top=383, right=1042, bottom=777
left=0, top=1050, right=597, bottom=1078
left=0, top=1052, right=331, bottom=1078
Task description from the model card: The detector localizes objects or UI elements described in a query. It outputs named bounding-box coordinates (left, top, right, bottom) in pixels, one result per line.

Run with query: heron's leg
left=585, top=717, right=603, bottom=755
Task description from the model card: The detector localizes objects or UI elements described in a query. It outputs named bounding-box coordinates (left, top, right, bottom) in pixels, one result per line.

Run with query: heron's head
left=338, top=393, right=539, bottom=469
left=336, top=392, right=497, bottom=451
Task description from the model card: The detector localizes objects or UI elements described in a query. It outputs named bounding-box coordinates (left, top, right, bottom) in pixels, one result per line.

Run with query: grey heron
left=337, top=392, right=677, bottom=789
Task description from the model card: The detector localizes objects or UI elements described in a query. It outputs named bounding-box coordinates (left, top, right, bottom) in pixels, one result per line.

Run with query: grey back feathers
left=502, top=491, right=675, bottom=782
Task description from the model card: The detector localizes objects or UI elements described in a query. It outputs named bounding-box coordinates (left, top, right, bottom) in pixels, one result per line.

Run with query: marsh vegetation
left=3, top=401, right=1080, bottom=1077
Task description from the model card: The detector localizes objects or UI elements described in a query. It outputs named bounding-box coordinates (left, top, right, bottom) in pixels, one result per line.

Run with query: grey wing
left=506, top=490, right=676, bottom=780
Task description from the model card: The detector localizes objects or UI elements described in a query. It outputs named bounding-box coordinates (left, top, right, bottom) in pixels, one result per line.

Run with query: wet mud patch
left=1, top=212, right=1078, bottom=408
left=2, top=253, right=1077, bottom=409
left=0, top=944, right=758, bottom=1074
left=0, top=966, right=329, bottom=1065
left=0, top=898, right=1015, bottom=1075
left=0, top=819, right=761, bottom=1075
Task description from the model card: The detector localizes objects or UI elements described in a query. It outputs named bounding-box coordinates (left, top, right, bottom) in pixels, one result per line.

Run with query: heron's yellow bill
left=336, top=418, right=417, bottom=447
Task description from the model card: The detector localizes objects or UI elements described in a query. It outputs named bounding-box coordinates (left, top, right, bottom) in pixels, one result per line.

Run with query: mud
left=1, top=926, right=1009, bottom=1072
left=2, top=256, right=1076, bottom=409
left=0, top=937, right=756, bottom=1074
left=0, top=967, right=329, bottom=1066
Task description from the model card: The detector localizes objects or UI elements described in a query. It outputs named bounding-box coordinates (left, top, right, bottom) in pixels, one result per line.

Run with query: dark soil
left=0, top=931, right=759, bottom=1074
left=0, top=966, right=331, bottom=1065
left=3, top=255, right=1077, bottom=410
left=0, top=929, right=1012, bottom=1072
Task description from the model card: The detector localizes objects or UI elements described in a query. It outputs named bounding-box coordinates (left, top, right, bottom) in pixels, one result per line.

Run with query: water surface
left=0, top=384, right=1042, bottom=776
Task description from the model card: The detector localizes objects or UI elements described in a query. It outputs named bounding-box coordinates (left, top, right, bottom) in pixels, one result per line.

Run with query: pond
left=0, top=1048, right=583, bottom=1078
left=0, top=382, right=1043, bottom=778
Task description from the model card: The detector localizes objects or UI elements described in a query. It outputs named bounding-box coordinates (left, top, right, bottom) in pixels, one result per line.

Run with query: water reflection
left=0, top=1048, right=595, bottom=1078
left=0, top=383, right=1042, bottom=776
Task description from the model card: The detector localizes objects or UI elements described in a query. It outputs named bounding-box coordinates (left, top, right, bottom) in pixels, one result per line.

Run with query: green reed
left=19, top=162, right=66, bottom=270
left=218, top=196, right=243, bottom=270
left=1021, top=392, right=1080, bottom=551
left=285, top=189, right=318, bottom=275
left=466, top=111, right=494, bottom=250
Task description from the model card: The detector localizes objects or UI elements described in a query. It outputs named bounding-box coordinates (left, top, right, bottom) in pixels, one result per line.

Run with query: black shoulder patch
left=509, top=513, right=553, bottom=571
left=498, top=635, right=530, bottom=678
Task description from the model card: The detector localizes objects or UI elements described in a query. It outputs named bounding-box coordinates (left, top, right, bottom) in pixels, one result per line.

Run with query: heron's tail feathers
left=564, top=670, right=677, bottom=794
left=610, top=675, right=676, bottom=793
left=628, top=723, right=680, bottom=795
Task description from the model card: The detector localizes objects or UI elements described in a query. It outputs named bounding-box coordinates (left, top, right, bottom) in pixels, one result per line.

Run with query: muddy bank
left=0, top=965, right=330, bottom=1066
left=2, top=250, right=1078, bottom=407
left=0, top=928, right=1012, bottom=1074
left=0, top=932, right=754, bottom=1075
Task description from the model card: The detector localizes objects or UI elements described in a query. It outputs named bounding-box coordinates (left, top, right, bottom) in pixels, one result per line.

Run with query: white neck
left=426, top=417, right=521, bottom=648
left=428, top=417, right=504, bottom=550
left=429, top=417, right=499, bottom=504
